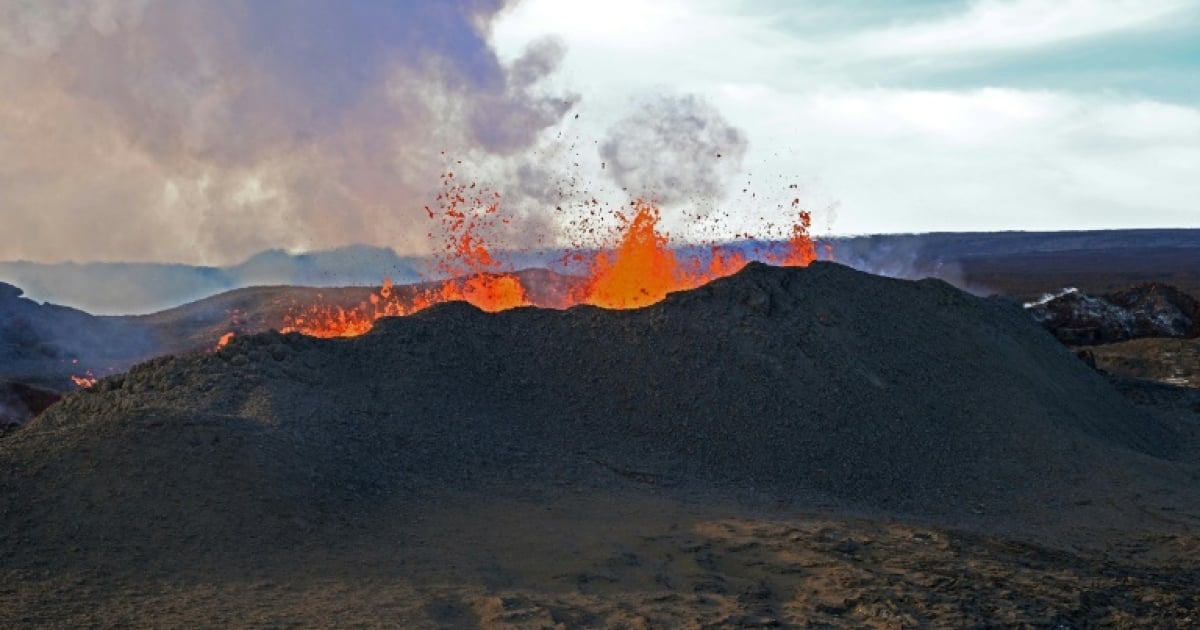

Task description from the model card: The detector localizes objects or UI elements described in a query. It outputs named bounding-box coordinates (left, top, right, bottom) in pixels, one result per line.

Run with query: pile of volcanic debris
left=5, top=262, right=1187, bottom=559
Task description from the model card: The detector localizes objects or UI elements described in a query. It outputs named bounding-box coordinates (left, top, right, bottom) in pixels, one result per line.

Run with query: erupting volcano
left=281, top=173, right=820, bottom=338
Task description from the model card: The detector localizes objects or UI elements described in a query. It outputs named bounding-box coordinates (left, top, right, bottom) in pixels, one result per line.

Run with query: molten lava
left=573, top=202, right=680, bottom=309
left=570, top=201, right=783, bottom=309
left=767, top=199, right=818, bottom=267
left=278, top=176, right=821, bottom=339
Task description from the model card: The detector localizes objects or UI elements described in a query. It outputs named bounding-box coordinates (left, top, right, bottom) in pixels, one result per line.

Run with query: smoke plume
left=599, top=94, right=748, bottom=205
left=0, top=0, right=576, bottom=265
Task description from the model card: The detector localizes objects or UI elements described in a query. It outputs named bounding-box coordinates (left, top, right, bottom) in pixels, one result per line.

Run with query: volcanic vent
left=4, top=262, right=1195, bottom=562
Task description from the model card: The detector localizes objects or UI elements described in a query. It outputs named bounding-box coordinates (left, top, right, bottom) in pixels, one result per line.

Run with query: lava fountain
left=280, top=174, right=821, bottom=338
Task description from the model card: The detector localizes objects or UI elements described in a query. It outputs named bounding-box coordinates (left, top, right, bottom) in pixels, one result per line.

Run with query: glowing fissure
left=70, top=373, right=98, bottom=389
left=215, top=332, right=236, bottom=350
left=278, top=175, right=822, bottom=339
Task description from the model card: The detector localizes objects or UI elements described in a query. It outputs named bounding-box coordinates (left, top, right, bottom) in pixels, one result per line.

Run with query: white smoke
left=1024, top=287, right=1080, bottom=309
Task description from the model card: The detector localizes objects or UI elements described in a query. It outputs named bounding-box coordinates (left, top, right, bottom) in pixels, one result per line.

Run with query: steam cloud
left=0, top=0, right=576, bottom=265
left=599, top=94, right=748, bottom=205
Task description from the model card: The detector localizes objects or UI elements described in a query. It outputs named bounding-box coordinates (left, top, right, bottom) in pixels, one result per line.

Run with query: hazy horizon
left=3, top=227, right=1198, bottom=315
left=4, top=225, right=1200, bottom=268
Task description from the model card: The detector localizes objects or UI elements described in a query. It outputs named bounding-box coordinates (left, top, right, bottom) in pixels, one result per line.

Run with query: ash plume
left=0, top=0, right=576, bottom=266
left=599, top=94, right=748, bottom=205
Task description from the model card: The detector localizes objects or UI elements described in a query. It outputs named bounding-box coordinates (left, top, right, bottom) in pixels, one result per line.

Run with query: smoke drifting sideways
left=0, top=0, right=577, bottom=266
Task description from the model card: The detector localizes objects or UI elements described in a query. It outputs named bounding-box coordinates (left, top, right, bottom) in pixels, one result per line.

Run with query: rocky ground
left=2, top=262, right=1199, bottom=627
left=1088, top=338, right=1200, bottom=390
left=4, top=491, right=1199, bottom=628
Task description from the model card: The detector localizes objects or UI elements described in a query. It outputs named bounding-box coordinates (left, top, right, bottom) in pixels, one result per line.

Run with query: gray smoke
left=0, top=0, right=576, bottom=265
left=470, top=38, right=575, bottom=154
left=599, top=94, right=748, bottom=205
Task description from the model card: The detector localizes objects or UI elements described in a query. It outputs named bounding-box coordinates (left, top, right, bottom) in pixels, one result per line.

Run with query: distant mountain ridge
left=833, top=228, right=1200, bottom=259
left=0, top=245, right=427, bottom=315
left=2, top=229, right=1197, bottom=315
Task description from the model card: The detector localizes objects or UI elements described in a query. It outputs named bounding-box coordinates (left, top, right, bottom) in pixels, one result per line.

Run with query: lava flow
left=70, top=373, right=98, bottom=389
left=279, top=175, right=820, bottom=338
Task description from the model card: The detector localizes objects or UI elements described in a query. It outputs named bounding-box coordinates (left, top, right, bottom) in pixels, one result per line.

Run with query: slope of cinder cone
left=2, top=262, right=1195, bottom=562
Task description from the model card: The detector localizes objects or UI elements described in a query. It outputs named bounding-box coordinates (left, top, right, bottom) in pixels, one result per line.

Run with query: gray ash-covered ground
left=1089, top=337, right=1200, bottom=389
left=3, top=262, right=1199, bottom=627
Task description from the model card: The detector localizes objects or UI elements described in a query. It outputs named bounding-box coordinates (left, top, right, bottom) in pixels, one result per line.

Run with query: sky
left=1, top=0, right=1198, bottom=265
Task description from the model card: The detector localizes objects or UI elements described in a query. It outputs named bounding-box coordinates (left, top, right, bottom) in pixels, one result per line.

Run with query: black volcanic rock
left=1107, top=284, right=1200, bottom=337
left=4, top=262, right=1194, bottom=564
left=0, top=282, right=22, bottom=302
left=1027, top=283, right=1200, bottom=345
left=0, top=381, right=62, bottom=428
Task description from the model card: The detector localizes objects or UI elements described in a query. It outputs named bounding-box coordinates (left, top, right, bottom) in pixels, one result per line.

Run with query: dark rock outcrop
left=0, top=381, right=62, bottom=428
left=1027, top=283, right=1200, bottom=345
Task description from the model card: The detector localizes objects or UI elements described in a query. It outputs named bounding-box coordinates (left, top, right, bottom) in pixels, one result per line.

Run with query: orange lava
left=766, top=199, right=817, bottom=267
left=443, top=274, right=530, bottom=312
left=574, top=202, right=679, bottom=309
left=71, top=373, right=97, bottom=388
left=215, top=332, right=235, bottom=350
left=278, top=176, right=821, bottom=339
left=572, top=198, right=816, bottom=309
left=571, top=200, right=769, bottom=309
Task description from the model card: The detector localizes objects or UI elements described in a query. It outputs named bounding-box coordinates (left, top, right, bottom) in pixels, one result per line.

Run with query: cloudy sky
left=1, top=0, right=1197, bottom=265
left=493, top=0, right=1200, bottom=237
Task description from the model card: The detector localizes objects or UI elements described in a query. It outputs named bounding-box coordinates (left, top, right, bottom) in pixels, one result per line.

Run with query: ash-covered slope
left=3, top=263, right=1196, bottom=560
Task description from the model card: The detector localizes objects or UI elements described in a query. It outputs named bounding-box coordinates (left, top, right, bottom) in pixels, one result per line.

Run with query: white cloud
left=843, top=0, right=1196, bottom=59
left=712, top=86, right=1200, bottom=234
left=492, top=0, right=1200, bottom=237
left=492, top=0, right=787, bottom=94
left=495, top=1, right=1200, bottom=91
left=494, top=0, right=771, bottom=53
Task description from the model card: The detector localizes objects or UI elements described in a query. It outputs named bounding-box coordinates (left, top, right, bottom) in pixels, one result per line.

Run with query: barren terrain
left=3, top=262, right=1199, bottom=627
